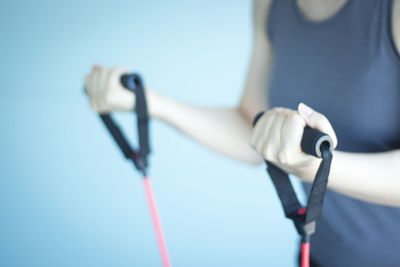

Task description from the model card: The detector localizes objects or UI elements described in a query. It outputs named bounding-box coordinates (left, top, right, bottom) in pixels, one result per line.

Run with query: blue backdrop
left=0, top=1, right=302, bottom=266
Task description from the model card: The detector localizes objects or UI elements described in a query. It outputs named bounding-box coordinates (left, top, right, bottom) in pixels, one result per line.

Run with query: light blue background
left=0, top=1, right=303, bottom=266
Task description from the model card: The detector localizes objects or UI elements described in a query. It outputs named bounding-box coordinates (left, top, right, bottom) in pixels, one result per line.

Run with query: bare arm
left=326, top=149, right=400, bottom=206
left=152, top=98, right=259, bottom=164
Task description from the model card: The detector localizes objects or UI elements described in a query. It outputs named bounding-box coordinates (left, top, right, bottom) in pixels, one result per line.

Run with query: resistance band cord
left=96, top=74, right=171, bottom=267
left=253, top=112, right=333, bottom=267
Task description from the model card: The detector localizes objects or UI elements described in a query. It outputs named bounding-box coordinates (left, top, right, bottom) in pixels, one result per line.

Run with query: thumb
left=298, top=103, right=338, bottom=149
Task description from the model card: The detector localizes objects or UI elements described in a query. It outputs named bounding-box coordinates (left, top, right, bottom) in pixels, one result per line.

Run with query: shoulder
left=253, top=0, right=273, bottom=36
left=392, top=0, right=400, bottom=54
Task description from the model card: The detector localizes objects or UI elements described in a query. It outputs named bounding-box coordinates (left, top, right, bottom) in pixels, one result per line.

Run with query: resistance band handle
left=99, top=114, right=134, bottom=159
left=252, top=109, right=334, bottom=263
left=120, top=73, right=151, bottom=159
left=85, top=73, right=151, bottom=175
left=252, top=111, right=333, bottom=158
left=83, top=87, right=135, bottom=161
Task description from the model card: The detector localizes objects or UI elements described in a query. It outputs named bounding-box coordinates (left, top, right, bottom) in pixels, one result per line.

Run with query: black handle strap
left=253, top=111, right=333, bottom=237
left=99, top=73, right=151, bottom=176
left=120, top=74, right=150, bottom=160
left=304, top=146, right=332, bottom=225
left=99, top=114, right=134, bottom=159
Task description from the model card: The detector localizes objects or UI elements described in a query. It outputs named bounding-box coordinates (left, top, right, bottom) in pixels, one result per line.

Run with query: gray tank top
left=267, top=0, right=400, bottom=266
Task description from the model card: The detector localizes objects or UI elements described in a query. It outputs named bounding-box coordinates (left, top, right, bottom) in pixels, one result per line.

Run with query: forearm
left=327, top=150, right=400, bottom=206
left=149, top=92, right=263, bottom=165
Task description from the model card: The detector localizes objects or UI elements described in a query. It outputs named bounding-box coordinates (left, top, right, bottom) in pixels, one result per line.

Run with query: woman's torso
left=266, top=0, right=400, bottom=266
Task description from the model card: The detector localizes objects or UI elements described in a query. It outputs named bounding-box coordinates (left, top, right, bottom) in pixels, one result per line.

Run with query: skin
left=85, top=0, right=400, bottom=207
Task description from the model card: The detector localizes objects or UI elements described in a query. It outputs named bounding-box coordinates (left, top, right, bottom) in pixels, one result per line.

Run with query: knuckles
left=277, top=148, right=288, bottom=165
left=252, top=107, right=306, bottom=167
left=287, top=112, right=305, bottom=127
left=85, top=65, right=133, bottom=112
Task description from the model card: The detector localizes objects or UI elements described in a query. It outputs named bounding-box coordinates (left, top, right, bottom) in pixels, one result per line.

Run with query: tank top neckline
left=292, top=0, right=354, bottom=27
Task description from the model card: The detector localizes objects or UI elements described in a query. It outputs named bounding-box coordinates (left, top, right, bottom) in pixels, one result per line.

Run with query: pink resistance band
left=95, top=74, right=171, bottom=266
left=143, top=176, right=171, bottom=267
left=301, top=242, right=310, bottom=267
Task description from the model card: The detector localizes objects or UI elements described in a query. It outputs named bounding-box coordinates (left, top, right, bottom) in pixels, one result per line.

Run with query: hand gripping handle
left=94, top=73, right=150, bottom=175
left=252, top=111, right=333, bottom=158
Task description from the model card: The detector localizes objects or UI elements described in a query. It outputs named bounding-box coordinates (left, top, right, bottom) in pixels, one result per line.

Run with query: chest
left=296, top=0, right=400, bottom=54
left=267, top=0, right=400, bottom=152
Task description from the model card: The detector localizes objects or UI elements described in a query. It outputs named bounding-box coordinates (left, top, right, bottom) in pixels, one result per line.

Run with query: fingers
left=264, top=108, right=290, bottom=161
left=279, top=112, right=306, bottom=165
left=86, top=65, right=100, bottom=110
left=298, top=103, right=338, bottom=148
left=251, top=104, right=337, bottom=172
left=93, top=65, right=105, bottom=111
left=107, top=66, right=127, bottom=93
left=84, top=64, right=133, bottom=113
left=251, top=108, right=297, bottom=164
left=252, top=106, right=327, bottom=167
left=106, top=66, right=134, bottom=111
left=96, top=65, right=107, bottom=111
left=251, top=109, right=277, bottom=154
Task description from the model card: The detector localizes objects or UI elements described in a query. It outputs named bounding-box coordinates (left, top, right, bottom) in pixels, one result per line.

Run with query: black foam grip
left=252, top=111, right=331, bottom=158
left=120, top=73, right=142, bottom=91
left=301, top=127, right=329, bottom=158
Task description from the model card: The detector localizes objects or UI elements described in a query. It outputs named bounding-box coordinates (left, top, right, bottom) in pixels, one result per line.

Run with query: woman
left=85, top=0, right=400, bottom=266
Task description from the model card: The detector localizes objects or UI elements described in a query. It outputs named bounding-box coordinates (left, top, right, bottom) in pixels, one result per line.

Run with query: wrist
left=292, top=157, right=322, bottom=183
left=146, top=87, right=164, bottom=119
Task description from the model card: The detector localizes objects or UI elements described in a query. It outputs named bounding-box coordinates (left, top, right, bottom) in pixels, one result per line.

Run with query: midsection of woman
left=266, top=0, right=400, bottom=266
